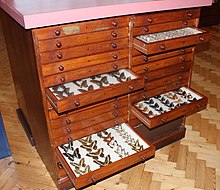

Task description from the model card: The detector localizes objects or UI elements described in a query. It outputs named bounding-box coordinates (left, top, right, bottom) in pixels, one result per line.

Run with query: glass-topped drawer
left=131, top=87, right=208, bottom=129
left=55, top=123, right=155, bottom=189
left=46, top=69, right=143, bottom=113
left=133, top=27, right=211, bottom=55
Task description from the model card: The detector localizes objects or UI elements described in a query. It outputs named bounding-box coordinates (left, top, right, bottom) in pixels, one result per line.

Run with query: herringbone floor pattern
left=0, top=21, right=219, bottom=190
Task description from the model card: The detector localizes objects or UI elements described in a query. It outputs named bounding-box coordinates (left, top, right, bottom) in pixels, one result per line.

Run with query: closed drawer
left=51, top=106, right=128, bottom=139
left=55, top=122, right=155, bottom=189
left=133, top=8, right=200, bottom=27
left=46, top=69, right=143, bottom=113
left=38, top=27, right=128, bottom=53
left=133, top=18, right=197, bottom=36
left=132, top=47, right=193, bottom=66
left=132, top=53, right=192, bottom=74
left=131, top=87, right=208, bottom=129
left=40, top=38, right=128, bottom=64
left=43, top=59, right=128, bottom=87
left=133, top=27, right=211, bottom=55
left=42, top=49, right=128, bottom=77
left=33, top=16, right=130, bottom=40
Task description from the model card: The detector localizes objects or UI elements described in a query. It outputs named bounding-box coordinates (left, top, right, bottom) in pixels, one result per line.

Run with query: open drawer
left=55, top=123, right=155, bottom=189
left=46, top=69, right=143, bottom=113
left=133, top=27, right=211, bottom=55
left=131, top=87, right=208, bottom=129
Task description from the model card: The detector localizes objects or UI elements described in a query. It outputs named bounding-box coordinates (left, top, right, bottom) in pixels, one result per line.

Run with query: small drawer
left=33, top=16, right=130, bottom=40
left=131, top=87, right=208, bottom=129
left=51, top=106, right=128, bottom=139
left=42, top=49, right=128, bottom=77
left=133, top=27, right=211, bottom=55
left=55, top=122, right=155, bottom=189
left=46, top=69, right=143, bottom=113
left=40, top=38, right=128, bottom=64
left=133, top=18, right=197, bottom=36
left=38, top=27, right=128, bottom=53
left=133, top=8, right=200, bottom=27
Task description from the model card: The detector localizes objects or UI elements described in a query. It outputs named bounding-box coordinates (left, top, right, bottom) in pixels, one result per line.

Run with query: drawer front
left=134, top=8, right=200, bottom=27
left=132, top=53, right=192, bottom=74
left=55, top=123, right=155, bottom=189
left=49, top=96, right=128, bottom=126
left=133, top=19, right=197, bottom=36
left=38, top=27, right=128, bottom=53
left=40, top=38, right=128, bottom=64
left=52, top=106, right=128, bottom=139
left=131, top=87, right=208, bottom=129
left=43, top=59, right=128, bottom=87
left=131, top=47, right=193, bottom=66
left=46, top=69, right=143, bottom=113
left=133, top=27, right=211, bottom=55
left=33, top=16, right=130, bottom=40
left=42, top=49, right=128, bottom=77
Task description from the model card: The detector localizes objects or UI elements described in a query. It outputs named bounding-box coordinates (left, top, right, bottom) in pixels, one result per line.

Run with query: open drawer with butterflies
left=133, top=27, right=211, bottom=55
left=55, top=122, right=155, bottom=189
left=131, top=87, right=208, bottom=129
left=46, top=69, right=144, bottom=113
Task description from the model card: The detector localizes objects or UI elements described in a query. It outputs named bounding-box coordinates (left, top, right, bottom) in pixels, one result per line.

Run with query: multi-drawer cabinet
left=1, top=6, right=211, bottom=190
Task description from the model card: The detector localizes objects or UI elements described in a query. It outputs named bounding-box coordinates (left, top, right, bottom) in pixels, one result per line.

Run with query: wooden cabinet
left=1, top=7, right=211, bottom=190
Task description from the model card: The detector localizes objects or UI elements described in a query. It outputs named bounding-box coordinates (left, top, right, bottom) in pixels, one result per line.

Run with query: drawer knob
left=113, top=103, right=119, bottom=109
left=57, top=53, right=63, bottom=59
left=128, top=85, right=134, bottom=91
left=142, top=95, right=146, bottom=99
left=75, top=101, right=80, bottom=107
left=199, top=36, right=205, bottom=42
left=140, top=155, right=145, bottom=161
left=112, top=21, right=118, bottom=27
left=112, top=54, right=118, bottom=59
left=179, top=75, right=183, bottom=80
left=181, top=49, right=186, bottom=54
left=111, top=32, right=118, bottom=38
left=181, top=65, right=185, bottom=70
left=111, top=43, right=117, bottom=48
left=181, top=57, right=186, bottom=62
left=144, top=76, right=148, bottom=81
left=144, top=57, right=148, bottom=62
left=144, top=67, right=148, bottom=72
left=91, top=177, right=97, bottom=183
left=60, top=77, right=65, bottom=82
left=113, top=112, right=118, bottom=118
left=55, top=30, right=61, bottom=36
left=68, top=137, right=73, bottom=142
left=144, top=27, right=149, bottom=32
left=56, top=41, right=62, bottom=48
left=66, top=119, right=71, bottom=125
left=161, top=118, right=166, bottom=123
left=66, top=128, right=72, bottom=134
left=147, top=18, right=153, bottom=23
left=183, top=21, right=188, bottom=26
left=59, top=65, right=64, bottom=71
left=112, top=64, right=118, bottom=69
left=160, top=44, right=166, bottom=50
left=57, top=162, right=63, bottom=169
left=197, top=104, right=201, bottom=109
left=187, top=12, right=193, bottom=17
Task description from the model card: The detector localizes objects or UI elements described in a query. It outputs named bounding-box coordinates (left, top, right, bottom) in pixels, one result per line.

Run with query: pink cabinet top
left=0, top=0, right=212, bottom=29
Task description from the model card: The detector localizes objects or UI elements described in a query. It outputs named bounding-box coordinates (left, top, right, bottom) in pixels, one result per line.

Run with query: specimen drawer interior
left=131, top=87, right=208, bottom=129
left=46, top=69, right=143, bottom=113
left=133, top=27, right=211, bottom=55
left=55, top=123, right=155, bottom=189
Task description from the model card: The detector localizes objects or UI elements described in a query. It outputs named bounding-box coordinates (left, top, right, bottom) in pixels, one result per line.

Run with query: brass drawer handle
left=144, top=27, right=149, bottom=32
left=91, top=177, right=97, bottom=183
left=144, top=76, right=148, bottom=81
left=60, top=77, right=65, bottom=82
left=113, top=112, right=118, bottom=118
left=75, top=101, right=80, bottom=107
left=66, top=128, right=72, bottom=134
left=128, top=85, right=134, bottom=91
left=183, top=21, right=188, bottom=26
left=181, top=65, right=185, bottom=70
left=143, top=57, right=148, bottom=62
left=179, top=75, right=183, bottom=80
left=161, top=118, right=166, bottom=123
left=68, top=137, right=73, bottom=142
left=112, top=54, right=118, bottom=59
left=66, top=119, right=71, bottom=125
left=187, top=12, right=193, bottom=17
left=112, top=21, right=118, bottom=27
left=59, top=65, right=64, bottom=71
left=140, top=155, right=145, bottom=161
left=160, top=44, right=166, bottom=50
left=180, top=57, right=186, bottom=62
left=112, top=64, right=118, bottom=69
left=113, top=103, right=119, bottom=109
left=144, top=67, right=148, bottom=72
left=57, top=162, right=63, bottom=169
left=111, top=32, right=117, bottom=38
left=57, top=53, right=63, bottom=59
left=55, top=30, right=61, bottom=36
left=56, top=41, right=62, bottom=48
left=147, top=18, right=153, bottom=23
left=199, top=36, right=205, bottom=42
left=181, top=49, right=186, bottom=54
left=111, top=43, right=117, bottom=48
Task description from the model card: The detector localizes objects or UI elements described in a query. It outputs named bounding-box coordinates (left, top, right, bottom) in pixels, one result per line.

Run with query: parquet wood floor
left=0, top=20, right=219, bottom=190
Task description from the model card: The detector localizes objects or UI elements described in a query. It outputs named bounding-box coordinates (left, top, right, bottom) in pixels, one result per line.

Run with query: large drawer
left=55, top=122, right=155, bottom=189
left=46, top=69, right=143, bottom=113
left=38, top=27, right=128, bottom=53
left=133, top=8, right=200, bottom=27
left=33, top=16, right=130, bottom=40
left=131, top=87, right=208, bottom=129
left=133, top=27, right=211, bottom=55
